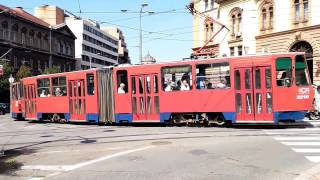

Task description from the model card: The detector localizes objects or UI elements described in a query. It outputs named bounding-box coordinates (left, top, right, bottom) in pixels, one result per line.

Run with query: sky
left=1, top=0, right=193, bottom=64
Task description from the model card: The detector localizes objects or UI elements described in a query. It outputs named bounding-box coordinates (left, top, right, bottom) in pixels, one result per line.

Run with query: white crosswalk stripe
left=264, top=126, right=320, bottom=163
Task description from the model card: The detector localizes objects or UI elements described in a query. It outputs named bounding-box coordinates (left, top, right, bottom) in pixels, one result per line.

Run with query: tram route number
left=297, top=87, right=310, bottom=100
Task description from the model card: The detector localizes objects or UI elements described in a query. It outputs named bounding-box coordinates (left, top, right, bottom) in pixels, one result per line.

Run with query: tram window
left=162, top=65, right=192, bottom=92
left=87, top=73, right=94, bottom=95
left=295, top=55, right=309, bottom=86
left=245, top=70, right=251, bottom=89
left=276, top=57, right=292, bottom=87
left=265, top=69, right=272, bottom=89
left=37, top=78, right=50, bottom=97
left=116, top=70, right=128, bottom=94
left=236, top=93, right=242, bottom=113
left=235, top=70, right=241, bottom=90
left=52, top=77, right=66, bottom=96
left=139, top=77, right=144, bottom=94
left=266, top=92, right=273, bottom=113
left=196, top=62, right=230, bottom=90
left=154, top=75, right=158, bottom=93
left=256, top=93, right=263, bottom=114
left=255, top=69, right=261, bottom=89
left=146, top=76, right=151, bottom=94
left=131, top=77, right=136, bottom=94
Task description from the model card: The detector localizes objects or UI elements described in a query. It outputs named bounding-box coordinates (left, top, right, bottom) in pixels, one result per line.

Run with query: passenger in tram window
left=55, top=87, right=63, bottom=96
left=180, top=79, right=190, bottom=91
left=165, top=82, right=174, bottom=92
left=204, top=79, right=212, bottom=89
left=118, top=83, right=126, bottom=94
left=216, top=79, right=227, bottom=89
left=40, top=90, right=47, bottom=97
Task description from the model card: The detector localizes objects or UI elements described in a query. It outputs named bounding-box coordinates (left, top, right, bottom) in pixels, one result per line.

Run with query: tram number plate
left=297, top=88, right=310, bottom=100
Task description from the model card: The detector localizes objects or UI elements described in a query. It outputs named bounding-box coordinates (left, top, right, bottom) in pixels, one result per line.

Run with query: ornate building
left=0, top=5, right=76, bottom=74
left=192, top=0, right=320, bottom=83
left=142, top=52, right=156, bottom=65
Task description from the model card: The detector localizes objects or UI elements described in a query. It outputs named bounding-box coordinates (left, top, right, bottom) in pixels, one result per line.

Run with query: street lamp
left=121, top=4, right=154, bottom=64
left=8, top=74, right=15, bottom=114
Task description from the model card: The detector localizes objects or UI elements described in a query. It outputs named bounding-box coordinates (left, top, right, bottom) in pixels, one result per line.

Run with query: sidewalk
left=295, top=163, right=320, bottom=180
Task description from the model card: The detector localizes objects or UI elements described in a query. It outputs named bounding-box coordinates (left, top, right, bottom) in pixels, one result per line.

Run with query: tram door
left=69, top=80, right=86, bottom=121
left=235, top=66, right=273, bottom=121
left=131, top=74, right=160, bottom=121
left=24, top=84, right=36, bottom=119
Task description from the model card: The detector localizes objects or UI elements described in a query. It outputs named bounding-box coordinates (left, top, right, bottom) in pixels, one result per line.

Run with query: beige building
left=192, top=0, right=320, bottom=83
left=101, top=27, right=130, bottom=64
left=34, top=5, right=65, bottom=26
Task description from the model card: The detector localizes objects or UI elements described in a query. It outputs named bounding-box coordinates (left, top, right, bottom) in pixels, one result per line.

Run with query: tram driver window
left=52, top=77, right=66, bottom=96
left=162, top=65, right=192, bottom=92
left=276, top=57, right=292, bottom=87
left=196, top=62, right=230, bottom=90
left=87, top=73, right=94, bottom=95
left=117, top=70, right=128, bottom=94
left=295, top=55, right=310, bottom=86
left=37, top=78, right=50, bottom=97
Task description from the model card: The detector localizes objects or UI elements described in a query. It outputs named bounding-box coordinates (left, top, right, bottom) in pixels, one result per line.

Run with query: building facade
left=102, top=27, right=130, bottom=64
left=192, top=0, right=320, bottom=83
left=65, top=17, right=119, bottom=69
left=35, top=5, right=119, bottom=70
left=0, top=5, right=76, bottom=75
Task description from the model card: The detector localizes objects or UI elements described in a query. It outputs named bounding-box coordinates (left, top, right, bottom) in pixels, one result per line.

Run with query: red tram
left=11, top=53, right=314, bottom=125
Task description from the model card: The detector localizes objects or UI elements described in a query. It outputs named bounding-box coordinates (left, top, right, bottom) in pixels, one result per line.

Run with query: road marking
left=281, top=142, right=320, bottom=146
left=22, top=146, right=153, bottom=172
left=34, top=147, right=126, bottom=155
left=292, top=148, right=320, bottom=153
left=305, top=156, right=320, bottom=163
left=274, top=137, right=320, bottom=141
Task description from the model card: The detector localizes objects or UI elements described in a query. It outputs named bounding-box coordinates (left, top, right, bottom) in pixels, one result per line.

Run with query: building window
left=260, top=2, right=273, bottom=31
left=204, top=0, right=209, bottom=11
left=13, top=56, right=18, bottom=69
left=229, top=7, right=242, bottom=37
left=262, top=8, right=267, bottom=30
left=230, top=47, right=235, bottom=56
left=294, top=0, right=300, bottom=23
left=303, top=0, right=308, bottom=21
left=204, top=19, right=213, bottom=42
left=210, top=0, right=214, bottom=9
left=238, top=46, right=243, bottom=56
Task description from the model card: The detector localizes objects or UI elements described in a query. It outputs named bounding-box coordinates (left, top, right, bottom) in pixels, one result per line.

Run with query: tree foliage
left=16, top=64, right=32, bottom=81
left=43, top=65, right=61, bottom=74
left=0, top=61, right=13, bottom=91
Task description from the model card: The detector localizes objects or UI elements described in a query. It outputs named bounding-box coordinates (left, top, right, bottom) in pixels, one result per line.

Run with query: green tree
left=16, top=64, right=32, bottom=81
left=43, top=65, right=61, bottom=74
left=0, top=61, right=13, bottom=91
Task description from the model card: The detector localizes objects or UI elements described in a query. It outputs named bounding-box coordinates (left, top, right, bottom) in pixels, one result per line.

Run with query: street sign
left=0, top=65, right=3, bottom=76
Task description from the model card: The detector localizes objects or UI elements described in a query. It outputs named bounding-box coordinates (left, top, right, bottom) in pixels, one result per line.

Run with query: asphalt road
left=0, top=114, right=320, bottom=180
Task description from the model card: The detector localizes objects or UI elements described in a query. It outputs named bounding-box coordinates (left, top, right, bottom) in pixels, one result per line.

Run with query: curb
left=295, top=164, right=320, bottom=180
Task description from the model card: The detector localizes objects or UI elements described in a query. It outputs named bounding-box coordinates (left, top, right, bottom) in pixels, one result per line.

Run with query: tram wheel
left=215, top=116, right=226, bottom=126
left=52, top=113, right=61, bottom=122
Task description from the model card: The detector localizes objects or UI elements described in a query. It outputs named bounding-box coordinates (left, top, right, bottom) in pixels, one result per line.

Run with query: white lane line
left=34, top=147, right=126, bottom=155
left=263, top=128, right=320, bottom=132
left=281, top=142, right=320, bottom=146
left=22, top=146, right=153, bottom=172
left=292, top=148, right=320, bottom=153
left=274, top=137, right=320, bottom=141
left=305, top=156, right=320, bottom=163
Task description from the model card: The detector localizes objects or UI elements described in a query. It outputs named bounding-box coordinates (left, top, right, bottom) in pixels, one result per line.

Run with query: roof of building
left=0, top=5, right=50, bottom=27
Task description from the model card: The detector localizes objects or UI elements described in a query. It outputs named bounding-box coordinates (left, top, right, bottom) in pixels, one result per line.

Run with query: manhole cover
left=151, top=141, right=172, bottom=145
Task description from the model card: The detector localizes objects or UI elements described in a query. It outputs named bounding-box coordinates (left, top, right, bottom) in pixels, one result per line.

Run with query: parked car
left=0, top=106, right=5, bottom=115
left=0, top=103, right=9, bottom=113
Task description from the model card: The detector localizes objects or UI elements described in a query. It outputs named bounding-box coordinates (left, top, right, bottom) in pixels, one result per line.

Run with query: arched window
left=262, top=8, right=267, bottom=30
left=1, top=21, right=9, bottom=40
left=11, top=24, right=18, bottom=42
left=229, top=7, right=242, bottom=37
left=231, top=15, right=236, bottom=35
left=21, top=27, right=27, bottom=45
left=260, top=1, right=274, bottom=30
left=204, top=18, right=213, bottom=42
left=269, top=7, right=273, bottom=28
left=29, top=30, right=35, bottom=46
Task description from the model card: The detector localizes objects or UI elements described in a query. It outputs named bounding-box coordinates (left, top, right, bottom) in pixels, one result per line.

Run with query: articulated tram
left=11, top=52, right=314, bottom=125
